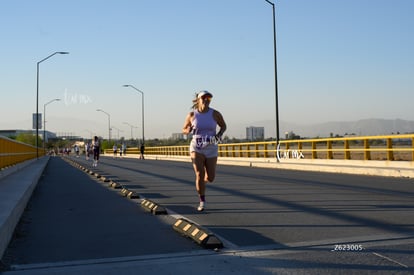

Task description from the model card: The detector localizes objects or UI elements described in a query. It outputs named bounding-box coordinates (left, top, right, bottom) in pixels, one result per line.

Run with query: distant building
left=171, top=133, right=185, bottom=140
left=246, top=126, right=264, bottom=141
left=55, top=132, right=82, bottom=141
left=285, top=131, right=300, bottom=140
left=0, top=129, right=31, bottom=138
left=285, top=131, right=295, bottom=139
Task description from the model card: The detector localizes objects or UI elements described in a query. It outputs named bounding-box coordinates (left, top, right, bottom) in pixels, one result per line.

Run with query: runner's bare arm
left=182, top=112, right=194, bottom=134
left=214, top=110, right=227, bottom=138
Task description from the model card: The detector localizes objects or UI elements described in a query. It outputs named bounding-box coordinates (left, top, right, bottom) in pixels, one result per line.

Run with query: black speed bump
left=100, top=176, right=110, bottom=182
left=119, top=188, right=139, bottom=199
left=120, top=188, right=129, bottom=197
left=109, top=181, right=122, bottom=189
left=127, top=190, right=140, bottom=199
left=140, top=199, right=167, bottom=215
left=173, top=218, right=223, bottom=249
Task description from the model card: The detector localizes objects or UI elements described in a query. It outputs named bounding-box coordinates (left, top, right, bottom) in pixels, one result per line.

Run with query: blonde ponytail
left=191, top=92, right=199, bottom=109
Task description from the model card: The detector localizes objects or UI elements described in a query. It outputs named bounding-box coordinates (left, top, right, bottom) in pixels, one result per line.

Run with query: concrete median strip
left=173, top=218, right=223, bottom=249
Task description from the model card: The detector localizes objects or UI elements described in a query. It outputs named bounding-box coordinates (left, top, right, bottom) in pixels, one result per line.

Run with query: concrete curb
left=0, top=156, right=50, bottom=259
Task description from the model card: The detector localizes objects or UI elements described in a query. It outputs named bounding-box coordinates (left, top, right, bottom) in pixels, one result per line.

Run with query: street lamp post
left=264, top=0, right=280, bottom=153
left=36, top=51, right=69, bottom=158
left=122, top=85, right=145, bottom=144
left=111, top=126, right=123, bottom=142
left=96, top=109, right=111, bottom=142
left=43, top=98, right=61, bottom=151
left=123, top=122, right=137, bottom=140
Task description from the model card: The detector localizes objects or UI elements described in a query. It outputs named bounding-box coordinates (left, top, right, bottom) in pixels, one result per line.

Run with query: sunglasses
left=201, top=95, right=212, bottom=101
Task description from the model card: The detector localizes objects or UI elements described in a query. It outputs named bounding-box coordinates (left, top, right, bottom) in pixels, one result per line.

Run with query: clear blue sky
left=1, top=0, right=413, bottom=139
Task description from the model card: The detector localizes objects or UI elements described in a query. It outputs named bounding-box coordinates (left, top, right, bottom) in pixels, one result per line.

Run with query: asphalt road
left=2, top=155, right=414, bottom=274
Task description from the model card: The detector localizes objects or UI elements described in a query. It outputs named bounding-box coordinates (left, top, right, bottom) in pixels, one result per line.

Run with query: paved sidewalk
left=0, top=157, right=49, bottom=261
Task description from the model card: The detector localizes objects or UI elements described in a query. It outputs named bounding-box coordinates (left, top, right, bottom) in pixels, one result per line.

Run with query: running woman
left=182, top=90, right=227, bottom=212
left=92, top=136, right=100, bottom=167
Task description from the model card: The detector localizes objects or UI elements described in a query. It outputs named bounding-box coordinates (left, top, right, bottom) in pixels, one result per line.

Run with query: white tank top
left=192, top=108, right=216, bottom=138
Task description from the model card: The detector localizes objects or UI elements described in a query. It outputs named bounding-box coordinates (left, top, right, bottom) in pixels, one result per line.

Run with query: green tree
left=15, top=133, right=41, bottom=147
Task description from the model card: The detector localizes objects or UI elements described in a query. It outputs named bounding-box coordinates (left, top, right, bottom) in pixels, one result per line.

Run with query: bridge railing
left=220, top=134, right=414, bottom=161
left=105, top=134, right=414, bottom=162
left=0, top=136, right=43, bottom=169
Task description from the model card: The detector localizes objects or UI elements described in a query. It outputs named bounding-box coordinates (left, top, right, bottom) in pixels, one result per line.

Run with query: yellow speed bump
left=140, top=199, right=167, bottom=215
left=173, top=218, right=223, bottom=249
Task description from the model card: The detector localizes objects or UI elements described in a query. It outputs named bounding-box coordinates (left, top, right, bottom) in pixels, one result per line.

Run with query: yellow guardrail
left=218, top=134, right=414, bottom=161
left=0, top=136, right=44, bottom=169
left=107, top=134, right=414, bottom=162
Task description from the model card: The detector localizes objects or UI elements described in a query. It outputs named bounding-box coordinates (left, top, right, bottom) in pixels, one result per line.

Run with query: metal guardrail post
left=386, top=138, right=394, bottom=161
left=344, top=140, right=350, bottom=160
left=364, top=139, right=371, bottom=160
left=327, top=140, right=333, bottom=159
left=412, top=138, right=414, bottom=161
left=312, top=141, right=317, bottom=159
left=298, top=141, right=303, bottom=158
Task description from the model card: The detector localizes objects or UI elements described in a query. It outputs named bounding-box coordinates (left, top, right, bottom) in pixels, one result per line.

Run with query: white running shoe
left=197, top=201, right=205, bottom=212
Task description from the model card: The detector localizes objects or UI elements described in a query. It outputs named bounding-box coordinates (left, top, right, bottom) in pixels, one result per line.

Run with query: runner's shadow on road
left=141, top=193, right=170, bottom=199
left=168, top=205, right=202, bottom=215
left=111, top=179, right=130, bottom=183
left=213, top=228, right=284, bottom=247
